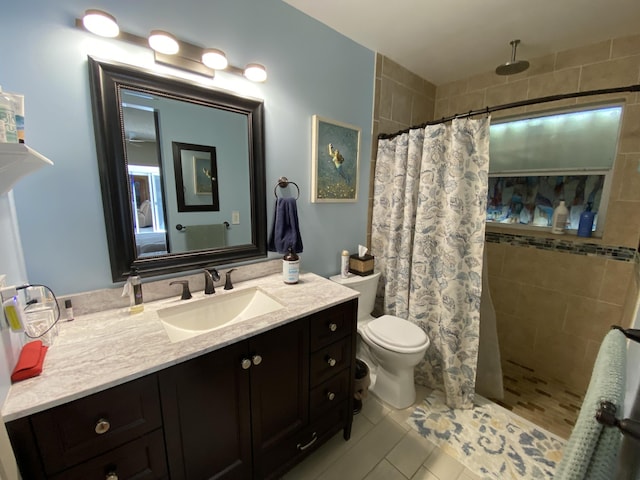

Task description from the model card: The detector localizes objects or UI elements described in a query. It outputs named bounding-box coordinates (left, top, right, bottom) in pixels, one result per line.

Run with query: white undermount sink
left=157, top=287, right=285, bottom=342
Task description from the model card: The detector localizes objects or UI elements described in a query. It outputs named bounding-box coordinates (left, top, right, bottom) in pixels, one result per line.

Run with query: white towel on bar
left=185, top=224, right=227, bottom=251
left=554, top=329, right=627, bottom=480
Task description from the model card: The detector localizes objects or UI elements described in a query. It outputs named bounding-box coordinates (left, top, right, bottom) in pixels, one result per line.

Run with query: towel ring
left=274, top=176, right=300, bottom=199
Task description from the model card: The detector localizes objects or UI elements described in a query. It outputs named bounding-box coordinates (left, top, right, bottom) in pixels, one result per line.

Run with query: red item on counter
left=11, top=340, right=48, bottom=382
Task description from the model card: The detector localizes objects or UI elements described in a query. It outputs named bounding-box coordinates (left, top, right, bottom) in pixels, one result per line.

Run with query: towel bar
left=596, top=401, right=640, bottom=441
left=274, top=176, right=300, bottom=199
left=176, top=222, right=230, bottom=231
left=611, top=326, right=640, bottom=343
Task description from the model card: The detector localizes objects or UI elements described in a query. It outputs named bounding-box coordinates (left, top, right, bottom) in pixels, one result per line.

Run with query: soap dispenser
left=122, top=268, right=144, bottom=314
left=283, top=247, right=300, bottom=284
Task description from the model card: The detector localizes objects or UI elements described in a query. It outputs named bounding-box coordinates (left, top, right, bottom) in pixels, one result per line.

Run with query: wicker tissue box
left=349, top=254, right=375, bottom=276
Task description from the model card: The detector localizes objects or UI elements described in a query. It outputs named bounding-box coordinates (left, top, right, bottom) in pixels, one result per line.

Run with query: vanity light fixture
left=82, top=9, right=119, bottom=38
left=148, top=30, right=180, bottom=55
left=76, top=10, right=267, bottom=82
left=244, top=63, right=267, bottom=83
left=201, top=48, right=228, bottom=70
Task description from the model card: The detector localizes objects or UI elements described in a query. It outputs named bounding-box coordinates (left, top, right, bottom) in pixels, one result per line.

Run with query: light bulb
left=148, top=30, right=179, bottom=55
left=82, top=9, right=119, bottom=38
left=244, top=63, right=267, bottom=82
left=202, top=49, right=228, bottom=70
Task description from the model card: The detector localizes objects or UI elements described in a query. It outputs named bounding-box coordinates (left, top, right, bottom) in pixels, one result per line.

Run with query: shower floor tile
left=490, top=360, right=585, bottom=439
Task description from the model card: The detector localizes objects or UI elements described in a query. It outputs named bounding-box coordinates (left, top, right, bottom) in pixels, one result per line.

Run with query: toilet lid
left=366, top=315, right=428, bottom=352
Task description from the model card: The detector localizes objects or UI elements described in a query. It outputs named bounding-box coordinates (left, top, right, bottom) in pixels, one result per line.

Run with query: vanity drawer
left=50, top=429, right=167, bottom=480
left=31, top=374, right=162, bottom=475
left=309, top=338, right=351, bottom=386
left=259, top=401, right=348, bottom=480
left=310, top=369, right=349, bottom=420
left=309, top=300, right=356, bottom=350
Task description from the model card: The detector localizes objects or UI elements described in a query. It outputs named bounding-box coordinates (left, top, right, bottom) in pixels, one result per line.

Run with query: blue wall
left=0, top=0, right=375, bottom=294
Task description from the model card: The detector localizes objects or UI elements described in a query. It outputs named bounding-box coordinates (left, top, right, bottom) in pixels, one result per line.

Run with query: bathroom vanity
left=2, top=273, right=358, bottom=480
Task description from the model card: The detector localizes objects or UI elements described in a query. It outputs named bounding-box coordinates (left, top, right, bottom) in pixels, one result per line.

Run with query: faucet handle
left=170, top=280, right=192, bottom=300
left=224, top=269, right=236, bottom=290
left=207, top=268, right=221, bottom=282
left=203, top=268, right=220, bottom=295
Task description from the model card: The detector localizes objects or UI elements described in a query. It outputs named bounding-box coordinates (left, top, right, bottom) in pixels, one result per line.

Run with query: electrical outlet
left=232, top=211, right=240, bottom=224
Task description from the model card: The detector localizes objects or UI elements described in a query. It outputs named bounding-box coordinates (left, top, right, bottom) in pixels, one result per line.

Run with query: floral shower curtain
left=371, top=118, right=490, bottom=409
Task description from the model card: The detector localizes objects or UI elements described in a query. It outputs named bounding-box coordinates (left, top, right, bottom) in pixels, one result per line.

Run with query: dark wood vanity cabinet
left=159, top=317, right=310, bottom=480
left=5, top=299, right=357, bottom=480
left=160, top=299, right=357, bottom=480
left=6, top=374, right=167, bottom=479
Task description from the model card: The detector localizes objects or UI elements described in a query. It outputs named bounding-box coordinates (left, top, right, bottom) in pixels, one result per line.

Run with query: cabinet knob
left=329, top=322, right=337, bottom=332
left=327, top=391, right=336, bottom=401
left=252, top=355, right=262, bottom=366
left=241, top=358, right=252, bottom=370
left=94, top=418, right=111, bottom=435
left=326, top=357, right=336, bottom=367
left=105, top=473, right=118, bottom=480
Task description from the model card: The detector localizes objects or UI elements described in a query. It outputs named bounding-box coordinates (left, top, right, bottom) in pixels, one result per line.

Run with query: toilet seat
left=363, top=315, right=429, bottom=354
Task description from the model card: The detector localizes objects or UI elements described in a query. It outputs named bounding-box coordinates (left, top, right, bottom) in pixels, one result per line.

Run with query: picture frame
left=311, top=115, right=360, bottom=203
left=193, top=156, right=213, bottom=194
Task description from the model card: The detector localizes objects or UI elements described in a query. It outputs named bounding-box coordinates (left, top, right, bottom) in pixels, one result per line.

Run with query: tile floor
left=491, top=360, right=584, bottom=439
left=282, top=386, right=481, bottom=480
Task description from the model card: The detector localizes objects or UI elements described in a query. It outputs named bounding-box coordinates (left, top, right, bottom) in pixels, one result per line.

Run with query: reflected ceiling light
left=244, top=63, right=267, bottom=83
left=148, top=30, right=179, bottom=55
left=201, top=49, right=228, bottom=70
left=82, top=9, right=119, bottom=38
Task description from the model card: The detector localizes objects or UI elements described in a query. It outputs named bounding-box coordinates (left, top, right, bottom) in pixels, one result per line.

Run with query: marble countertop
left=1, top=272, right=358, bottom=422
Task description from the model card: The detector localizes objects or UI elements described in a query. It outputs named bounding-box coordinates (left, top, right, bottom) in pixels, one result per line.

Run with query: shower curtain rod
left=378, top=83, right=640, bottom=140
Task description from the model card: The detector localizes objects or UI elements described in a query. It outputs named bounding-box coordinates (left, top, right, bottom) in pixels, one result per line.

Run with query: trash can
left=353, top=359, right=370, bottom=414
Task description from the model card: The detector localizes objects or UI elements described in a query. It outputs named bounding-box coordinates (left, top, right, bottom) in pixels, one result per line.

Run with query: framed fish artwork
left=311, top=115, right=361, bottom=203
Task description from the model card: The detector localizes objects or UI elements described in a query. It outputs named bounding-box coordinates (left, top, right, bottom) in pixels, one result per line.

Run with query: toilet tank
left=329, top=272, right=381, bottom=321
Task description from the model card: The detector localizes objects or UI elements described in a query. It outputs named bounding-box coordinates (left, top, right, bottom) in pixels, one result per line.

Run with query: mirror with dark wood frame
left=88, top=57, right=267, bottom=282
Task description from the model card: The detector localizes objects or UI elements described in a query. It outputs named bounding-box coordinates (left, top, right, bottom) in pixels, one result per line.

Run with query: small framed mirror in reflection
left=172, top=142, right=220, bottom=212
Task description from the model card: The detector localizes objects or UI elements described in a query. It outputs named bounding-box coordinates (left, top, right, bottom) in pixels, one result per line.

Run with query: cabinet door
left=159, top=342, right=252, bottom=480
left=248, top=319, right=309, bottom=479
left=30, top=374, right=162, bottom=476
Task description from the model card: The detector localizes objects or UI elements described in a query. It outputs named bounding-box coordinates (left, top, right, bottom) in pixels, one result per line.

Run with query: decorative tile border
left=485, top=231, right=638, bottom=262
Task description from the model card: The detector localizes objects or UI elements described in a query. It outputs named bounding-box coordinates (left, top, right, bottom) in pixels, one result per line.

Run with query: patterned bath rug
left=408, top=390, right=566, bottom=479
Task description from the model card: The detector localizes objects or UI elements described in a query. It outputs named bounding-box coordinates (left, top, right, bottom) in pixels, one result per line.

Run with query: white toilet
left=329, top=272, right=430, bottom=409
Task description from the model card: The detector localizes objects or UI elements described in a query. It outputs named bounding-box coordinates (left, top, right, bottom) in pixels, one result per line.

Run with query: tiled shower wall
left=435, top=33, right=640, bottom=391
left=370, top=34, right=640, bottom=392
left=368, top=54, right=437, bottom=246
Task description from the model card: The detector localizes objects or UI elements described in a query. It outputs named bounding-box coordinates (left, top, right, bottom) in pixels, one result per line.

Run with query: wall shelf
left=0, top=144, right=54, bottom=195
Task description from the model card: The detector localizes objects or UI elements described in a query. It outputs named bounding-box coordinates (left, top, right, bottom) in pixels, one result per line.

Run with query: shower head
left=495, top=39, right=530, bottom=75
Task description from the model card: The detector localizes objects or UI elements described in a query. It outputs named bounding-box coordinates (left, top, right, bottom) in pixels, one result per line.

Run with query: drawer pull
left=106, top=473, right=118, bottom=480
left=329, top=322, right=337, bottom=332
left=94, top=418, right=111, bottom=435
left=241, top=358, right=252, bottom=370
left=297, top=431, right=318, bottom=451
left=252, top=354, right=262, bottom=366
left=327, top=391, right=336, bottom=401
left=326, top=356, right=337, bottom=367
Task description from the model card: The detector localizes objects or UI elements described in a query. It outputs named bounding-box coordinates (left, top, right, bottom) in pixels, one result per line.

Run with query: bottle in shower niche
left=551, top=200, right=569, bottom=234
left=577, top=203, right=596, bottom=238
left=283, top=247, right=300, bottom=284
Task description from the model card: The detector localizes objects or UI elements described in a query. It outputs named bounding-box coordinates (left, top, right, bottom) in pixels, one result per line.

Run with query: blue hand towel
left=268, top=197, right=303, bottom=254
